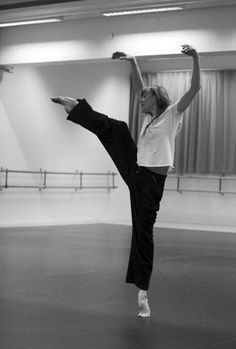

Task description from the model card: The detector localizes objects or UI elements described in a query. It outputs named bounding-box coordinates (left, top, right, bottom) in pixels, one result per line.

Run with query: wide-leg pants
left=67, top=99, right=166, bottom=290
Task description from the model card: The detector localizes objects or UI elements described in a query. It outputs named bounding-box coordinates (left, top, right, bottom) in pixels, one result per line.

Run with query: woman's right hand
left=112, top=51, right=134, bottom=61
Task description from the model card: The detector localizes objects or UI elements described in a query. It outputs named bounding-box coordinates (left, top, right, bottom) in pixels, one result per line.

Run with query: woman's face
left=140, top=87, right=156, bottom=114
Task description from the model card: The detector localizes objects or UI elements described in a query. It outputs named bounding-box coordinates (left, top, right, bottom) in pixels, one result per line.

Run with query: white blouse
left=137, top=101, right=184, bottom=168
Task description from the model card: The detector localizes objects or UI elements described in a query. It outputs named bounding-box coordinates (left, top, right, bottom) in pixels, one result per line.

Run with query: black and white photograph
left=0, top=0, right=236, bottom=348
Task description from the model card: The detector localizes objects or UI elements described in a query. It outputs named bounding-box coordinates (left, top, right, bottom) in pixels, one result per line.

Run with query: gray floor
left=0, top=224, right=236, bottom=349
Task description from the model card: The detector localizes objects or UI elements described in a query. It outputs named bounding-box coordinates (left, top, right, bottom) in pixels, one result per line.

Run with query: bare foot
left=51, top=96, right=78, bottom=114
left=138, top=290, right=151, bottom=318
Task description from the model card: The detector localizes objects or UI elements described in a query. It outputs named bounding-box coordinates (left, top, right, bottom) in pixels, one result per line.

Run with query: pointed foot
left=51, top=96, right=64, bottom=105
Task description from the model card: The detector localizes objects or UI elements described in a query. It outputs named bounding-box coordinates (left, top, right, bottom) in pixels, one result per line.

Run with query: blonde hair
left=144, top=86, right=171, bottom=131
left=150, top=85, right=171, bottom=112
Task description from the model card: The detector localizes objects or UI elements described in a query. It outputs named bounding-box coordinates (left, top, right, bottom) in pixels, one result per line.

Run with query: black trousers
left=67, top=99, right=167, bottom=290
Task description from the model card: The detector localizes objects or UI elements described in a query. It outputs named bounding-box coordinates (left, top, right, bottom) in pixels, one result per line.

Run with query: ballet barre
left=1, top=168, right=235, bottom=194
left=165, top=174, right=236, bottom=195
left=0, top=168, right=118, bottom=191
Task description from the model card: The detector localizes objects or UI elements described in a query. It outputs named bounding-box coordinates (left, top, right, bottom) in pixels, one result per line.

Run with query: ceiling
left=0, top=0, right=236, bottom=23
left=1, top=0, right=236, bottom=69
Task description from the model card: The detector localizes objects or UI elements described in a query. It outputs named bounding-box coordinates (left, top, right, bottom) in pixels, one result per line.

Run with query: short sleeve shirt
left=137, top=101, right=184, bottom=168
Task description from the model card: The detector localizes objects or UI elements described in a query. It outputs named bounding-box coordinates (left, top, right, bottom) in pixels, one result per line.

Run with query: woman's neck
left=150, top=105, right=167, bottom=119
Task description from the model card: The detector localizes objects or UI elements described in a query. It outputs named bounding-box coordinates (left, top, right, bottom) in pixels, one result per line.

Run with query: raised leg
left=62, top=98, right=138, bottom=186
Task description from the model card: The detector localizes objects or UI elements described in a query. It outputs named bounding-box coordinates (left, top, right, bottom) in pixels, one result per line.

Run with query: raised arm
left=112, top=51, right=144, bottom=94
left=177, top=44, right=201, bottom=114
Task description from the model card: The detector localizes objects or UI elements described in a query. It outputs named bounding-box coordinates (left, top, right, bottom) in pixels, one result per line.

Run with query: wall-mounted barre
left=165, top=174, right=236, bottom=195
left=0, top=168, right=118, bottom=191
left=1, top=168, right=236, bottom=195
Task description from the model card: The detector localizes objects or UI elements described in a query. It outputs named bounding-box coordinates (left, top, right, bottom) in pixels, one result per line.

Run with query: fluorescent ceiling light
left=0, top=18, right=62, bottom=27
left=103, top=7, right=183, bottom=16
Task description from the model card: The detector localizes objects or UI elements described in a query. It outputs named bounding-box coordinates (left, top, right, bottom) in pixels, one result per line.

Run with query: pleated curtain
left=129, top=70, right=236, bottom=175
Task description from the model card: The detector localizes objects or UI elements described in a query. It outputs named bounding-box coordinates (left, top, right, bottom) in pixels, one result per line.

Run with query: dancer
left=51, top=44, right=201, bottom=317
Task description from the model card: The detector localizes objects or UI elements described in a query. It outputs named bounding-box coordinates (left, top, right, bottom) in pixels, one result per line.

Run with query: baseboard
left=156, top=222, right=236, bottom=233
left=0, top=218, right=235, bottom=233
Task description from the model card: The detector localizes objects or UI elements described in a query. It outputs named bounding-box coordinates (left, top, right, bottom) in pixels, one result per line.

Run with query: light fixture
left=0, top=18, right=62, bottom=27
left=103, top=7, right=183, bottom=17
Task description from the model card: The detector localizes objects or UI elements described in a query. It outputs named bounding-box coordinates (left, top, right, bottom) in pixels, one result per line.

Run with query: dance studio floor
left=0, top=223, right=236, bottom=349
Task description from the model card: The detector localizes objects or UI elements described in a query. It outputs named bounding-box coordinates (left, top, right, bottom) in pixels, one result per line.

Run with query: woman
left=51, top=44, right=201, bottom=317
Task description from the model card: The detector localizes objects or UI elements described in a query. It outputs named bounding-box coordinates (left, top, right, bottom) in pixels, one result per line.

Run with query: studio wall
left=0, top=5, right=236, bottom=230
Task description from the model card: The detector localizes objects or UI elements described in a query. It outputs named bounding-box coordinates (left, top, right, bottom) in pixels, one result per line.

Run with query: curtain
left=129, top=70, right=236, bottom=175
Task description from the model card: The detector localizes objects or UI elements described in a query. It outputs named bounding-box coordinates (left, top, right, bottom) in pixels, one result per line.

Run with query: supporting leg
left=126, top=168, right=167, bottom=317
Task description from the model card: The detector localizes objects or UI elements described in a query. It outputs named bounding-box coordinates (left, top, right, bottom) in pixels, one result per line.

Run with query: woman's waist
left=137, top=166, right=168, bottom=180
left=145, top=166, right=169, bottom=175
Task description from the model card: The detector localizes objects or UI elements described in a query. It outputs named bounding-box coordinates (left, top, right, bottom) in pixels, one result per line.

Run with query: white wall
left=0, top=61, right=236, bottom=230
left=0, top=6, right=236, bottom=230
left=0, top=61, right=132, bottom=226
